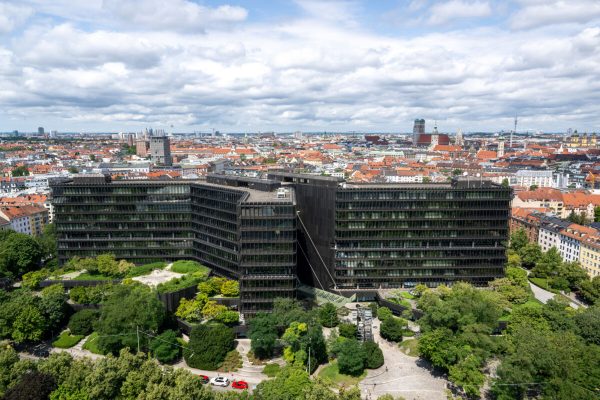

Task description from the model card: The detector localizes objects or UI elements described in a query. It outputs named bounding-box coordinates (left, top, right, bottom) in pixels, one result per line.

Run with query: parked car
left=198, top=375, right=209, bottom=384
left=232, top=380, right=248, bottom=390
left=210, top=377, right=230, bottom=387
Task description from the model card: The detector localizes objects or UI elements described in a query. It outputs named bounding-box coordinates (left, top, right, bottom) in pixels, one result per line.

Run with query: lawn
left=126, top=262, right=167, bottom=278
left=53, top=331, right=84, bottom=348
left=73, top=272, right=114, bottom=281
left=399, top=291, right=416, bottom=300
left=82, top=332, right=104, bottom=355
left=170, top=261, right=211, bottom=275
left=318, top=361, right=367, bottom=387
left=529, top=277, right=559, bottom=294
left=399, top=338, right=420, bottom=357
left=217, top=350, right=243, bottom=372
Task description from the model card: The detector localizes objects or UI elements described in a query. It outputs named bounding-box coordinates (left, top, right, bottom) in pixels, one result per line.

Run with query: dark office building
left=268, top=173, right=511, bottom=297
left=51, top=174, right=296, bottom=315
left=52, top=173, right=511, bottom=311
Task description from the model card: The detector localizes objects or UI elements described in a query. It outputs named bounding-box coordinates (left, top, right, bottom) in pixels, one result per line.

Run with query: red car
left=232, top=380, right=249, bottom=390
left=198, top=375, right=209, bottom=384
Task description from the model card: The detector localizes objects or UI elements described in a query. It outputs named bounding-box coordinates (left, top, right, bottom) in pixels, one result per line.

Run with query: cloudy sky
left=1, top=0, right=600, bottom=133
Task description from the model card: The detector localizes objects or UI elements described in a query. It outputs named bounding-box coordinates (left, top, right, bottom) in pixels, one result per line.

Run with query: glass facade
left=52, top=178, right=296, bottom=316
left=333, top=186, right=511, bottom=289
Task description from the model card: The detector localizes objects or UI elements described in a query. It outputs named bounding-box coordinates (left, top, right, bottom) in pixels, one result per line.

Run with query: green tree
left=95, top=285, right=165, bottom=354
left=337, top=339, right=365, bottom=376
left=532, top=247, right=562, bottom=278
left=249, top=312, right=278, bottom=359
left=3, top=371, right=56, bottom=400
left=506, top=265, right=528, bottom=287
left=149, top=330, right=180, bottom=363
left=519, top=242, right=542, bottom=269
left=12, top=305, right=45, bottom=343
left=529, top=184, right=538, bottom=191
left=501, top=178, right=509, bottom=187
left=380, top=317, right=404, bottom=342
left=506, top=253, right=521, bottom=269
left=175, top=294, right=208, bottom=323
left=10, top=166, right=29, bottom=177
left=39, top=284, right=68, bottom=332
left=574, top=306, right=600, bottom=345
left=318, top=303, right=339, bottom=327
left=448, top=354, right=485, bottom=398
left=558, top=261, right=588, bottom=291
left=38, top=223, right=57, bottom=261
left=579, top=276, right=600, bottom=304
left=21, top=269, right=50, bottom=289
left=68, top=310, right=99, bottom=336
left=509, top=228, right=528, bottom=253
left=362, top=341, right=384, bottom=369
left=377, top=306, right=393, bottom=321
left=0, top=345, right=19, bottom=395
left=254, top=366, right=311, bottom=400
left=68, top=166, right=79, bottom=174
left=338, top=322, right=357, bottom=339
left=183, top=323, right=234, bottom=370
left=595, top=206, right=600, bottom=223
left=0, top=233, right=43, bottom=277
left=489, top=278, right=529, bottom=304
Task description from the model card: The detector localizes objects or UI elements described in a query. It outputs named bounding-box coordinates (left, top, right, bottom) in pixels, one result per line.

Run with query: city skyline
left=1, top=0, right=600, bottom=132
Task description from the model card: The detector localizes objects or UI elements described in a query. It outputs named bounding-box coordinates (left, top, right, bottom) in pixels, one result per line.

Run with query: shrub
left=22, top=269, right=50, bottom=289
left=69, top=284, right=114, bottom=304
left=183, top=323, right=234, bottom=370
left=220, top=280, right=240, bottom=297
left=149, top=330, right=181, bottom=363
left=362, top=341, right=384, bottom=369
left=380, top=317, right=404, bottom=342
left=377, top=306, right=393, bottom=321
left=263, top=363, right=281, bottom=377
left=157, top=272, right=206, bottom=294
left=318, top=303, right=339, bottom=327
left=337, top=339, right=365, bottom=376
left=68, top=309, right=99, bottom=336
left=125, top=262, right=166, bottom=278
left=338, top=323, right=357, bottom=339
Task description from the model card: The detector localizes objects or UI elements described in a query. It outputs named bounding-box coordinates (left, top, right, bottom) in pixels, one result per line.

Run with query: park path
left=528, top=281, right=582, bottom=309
left=358, top=320, right=447, bottom=400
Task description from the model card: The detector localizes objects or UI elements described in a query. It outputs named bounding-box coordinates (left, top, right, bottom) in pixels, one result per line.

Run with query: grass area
left=529, top=277, right=559, bottom=294
left=126, top=262, right=166, bottom=278
left=217, top=350, right=243, bottom=372
left=402, top=329, right=415, bottom=337
left=318, top=361, right=367, bottom=387
left=82, top=332, right=104, bottom=355
left=53, top=331, right=84, bottom=349
left=387, top=297, right=412, bottom=308
left=399, top=338, right=420, bottom=357
left=262, top=363, right=281, bottom=377
left=499, top=298, right=542, bottom=321
left=170, top=261, right=211, bottom=275
left=157, top=272, right=206, bottom=294
left=73, top=272, right=114, bottom=281
left=400, top=291, right=416, bottom=300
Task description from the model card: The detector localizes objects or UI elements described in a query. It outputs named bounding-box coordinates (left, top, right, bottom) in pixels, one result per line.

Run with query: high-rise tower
left=149, top=131, right=172, bottom=166
left=412, top=119, right=425, bottom=145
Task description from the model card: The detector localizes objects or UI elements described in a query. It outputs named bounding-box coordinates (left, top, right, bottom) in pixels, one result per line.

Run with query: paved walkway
left=528, top=282, right=581, bottom=309
left=358, top=321, right=447, bottom=400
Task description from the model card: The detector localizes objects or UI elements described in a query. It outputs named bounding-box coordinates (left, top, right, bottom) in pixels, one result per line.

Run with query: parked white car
left=210, top=377, right=230, bottom=387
